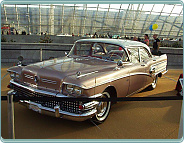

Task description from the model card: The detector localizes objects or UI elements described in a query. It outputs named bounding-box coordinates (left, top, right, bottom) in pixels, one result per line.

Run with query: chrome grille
left=12, top=84, right=80, bottom=113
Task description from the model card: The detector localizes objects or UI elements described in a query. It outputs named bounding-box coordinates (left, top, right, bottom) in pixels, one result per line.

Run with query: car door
left=127, top=47, right=146, bottom=95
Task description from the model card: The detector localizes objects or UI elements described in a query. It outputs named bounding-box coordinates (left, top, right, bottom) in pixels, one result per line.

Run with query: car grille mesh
left=12, top=84, right=80, bottom=114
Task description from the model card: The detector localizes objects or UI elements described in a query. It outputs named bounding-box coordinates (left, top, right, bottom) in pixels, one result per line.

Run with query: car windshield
left=68, top=42, right=128, bottom=62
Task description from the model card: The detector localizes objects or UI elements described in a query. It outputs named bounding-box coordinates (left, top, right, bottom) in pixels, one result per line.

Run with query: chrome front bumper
left=19, top=100, right=98, bottom=121
left=8, top=80, right=101, bottom=121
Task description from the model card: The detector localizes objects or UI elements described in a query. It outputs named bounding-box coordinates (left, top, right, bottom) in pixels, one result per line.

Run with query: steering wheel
left=107, top=53, right=122, bottom=61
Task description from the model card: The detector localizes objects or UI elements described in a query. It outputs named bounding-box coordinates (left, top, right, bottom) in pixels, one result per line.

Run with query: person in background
left=144, top=34, right=149, bottom=46
left=133, top=36, right=137, bottom=41
left=72, top=33, right=74, bottom=37
left=152, top=34, right=160, bottom=55
left=93, top=32, right=98, bottom=38
left=16, top=30, right=18, bottom=35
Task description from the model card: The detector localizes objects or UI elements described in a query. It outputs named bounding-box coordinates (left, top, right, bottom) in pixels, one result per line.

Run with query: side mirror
left=117, top=60, right=123, bottom=67
left=18, top=56, right=23, bottom=61
left=17, top=56, right=23, bottom=66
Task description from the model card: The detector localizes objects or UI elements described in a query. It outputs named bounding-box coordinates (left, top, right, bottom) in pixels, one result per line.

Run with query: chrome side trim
left=126, top=83, right=152, bottom=97
left=64, top=72, right=151, bottom=90
left=153, top=67, right=167, bottom=76
left=86, top=72, right=150, bottom=89
left=162, top=70, right=168, bottom=75
left=77, top=71, right=98, bottom=78
left=10, top=80, right=66, bottom=97
left=83, top=101, right=99, bottom=111
left=151, top=60, right=167, bottom=67
left=89, top=93, right=102, bottom=98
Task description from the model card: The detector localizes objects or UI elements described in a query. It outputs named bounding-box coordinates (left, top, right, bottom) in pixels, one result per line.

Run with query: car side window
left=139, top=47, right=150, bottom=62
left=127, top=48, right=139, bottom=63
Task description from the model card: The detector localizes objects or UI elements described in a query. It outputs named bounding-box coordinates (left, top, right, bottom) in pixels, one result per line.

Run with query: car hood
left=16, top=56, right=117, bottom=91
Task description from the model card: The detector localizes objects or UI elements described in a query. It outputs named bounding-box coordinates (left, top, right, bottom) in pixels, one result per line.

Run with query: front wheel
left=92, top=91, right=111, bottom=124
left=149, top=75, right=158, bottom=90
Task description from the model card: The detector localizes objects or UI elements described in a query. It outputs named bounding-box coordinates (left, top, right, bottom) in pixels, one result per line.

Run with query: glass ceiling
left=1, top=4, right=183, bottom=39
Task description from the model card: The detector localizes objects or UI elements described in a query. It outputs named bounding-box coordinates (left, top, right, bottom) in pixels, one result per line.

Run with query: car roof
left=76, top=38, right=147, bottom=48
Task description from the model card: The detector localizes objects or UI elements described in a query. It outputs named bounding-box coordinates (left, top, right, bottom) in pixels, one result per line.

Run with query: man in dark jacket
left=152, top=34, right=160, bottom=55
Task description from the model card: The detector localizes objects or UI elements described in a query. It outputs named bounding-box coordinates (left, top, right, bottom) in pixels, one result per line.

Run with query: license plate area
left=29, top=104, right=41, bottom=113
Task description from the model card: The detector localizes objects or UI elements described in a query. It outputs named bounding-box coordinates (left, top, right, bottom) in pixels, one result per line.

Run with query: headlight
left=74, top=86, right=82, bottom=94
left=16, top=73, right=20, bottom=78
left=10, top=72, right=16, bottom=79
left=66, top=84, right=83, bottom=95
left=66, top=84, right=73, bottom=92
left=10, top=72, right=20, bottom=79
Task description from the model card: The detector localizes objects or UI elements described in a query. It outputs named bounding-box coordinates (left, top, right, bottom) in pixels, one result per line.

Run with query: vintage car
left=7, top=38, right=167, bottom=123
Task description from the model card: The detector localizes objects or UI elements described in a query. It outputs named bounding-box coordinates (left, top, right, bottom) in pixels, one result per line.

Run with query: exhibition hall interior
left=1, top=4, right=183, bottom=141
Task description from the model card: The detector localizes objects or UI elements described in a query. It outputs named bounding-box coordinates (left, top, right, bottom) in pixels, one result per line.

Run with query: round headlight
left=74, top=86, right=82, bottom=94
left=10, top=72, right=16, bottom=79
left=16, top=73, right=20, bottom=78
left=66, top=84, right=83, bottom=95
left=10, top=72, right=20, bottom=79
left=66, top=84, right=73, bottom=92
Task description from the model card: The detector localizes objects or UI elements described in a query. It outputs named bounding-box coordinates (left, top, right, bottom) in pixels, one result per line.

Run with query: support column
left=82, top=4, right=87, bottom=35
left=15, top=5, right=19, bottom=30
left=93, top=4, right=99, bottom=33
left=39, top=4, right=42, bottom=35
left=3, top=5, right=8, bottom=24
left=27, top=5, right=30, bottom=34
left=7, top=91, right=16, bottom=139
left=50, top=4, right=54, bottom=35
left=61, top=4, right=64, bottom=34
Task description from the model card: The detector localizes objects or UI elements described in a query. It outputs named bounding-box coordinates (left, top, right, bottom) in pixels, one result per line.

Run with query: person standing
left=133, top=36, right=137, bottom=41
left=144, top=34, right=149, bottom=46
left=152, top=34, right=160, bottom=55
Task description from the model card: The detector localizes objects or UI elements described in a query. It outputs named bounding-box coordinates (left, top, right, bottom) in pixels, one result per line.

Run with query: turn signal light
left=7, top=83, right=13, bottom=89
left=7, top=84, right=10, bottom=88
left=79, top=105, right=84, bottom=110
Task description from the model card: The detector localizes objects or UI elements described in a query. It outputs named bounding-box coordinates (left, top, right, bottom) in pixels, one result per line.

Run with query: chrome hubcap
left=97, top=101, right=107, bottom=116
left=95, top=92, right=111, bottom=121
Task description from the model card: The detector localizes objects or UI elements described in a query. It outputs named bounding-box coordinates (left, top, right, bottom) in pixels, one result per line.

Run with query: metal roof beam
left=3, top=5, right=8, bottom=23
left=140, top=4, right=155, bottom=35
left=61, top=4, right=64, bottom=34
left=93, top=4, right=99, bottom=33
left=168, top=8, right=183, bottom=38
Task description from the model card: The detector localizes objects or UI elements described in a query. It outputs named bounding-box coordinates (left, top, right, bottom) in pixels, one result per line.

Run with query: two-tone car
left=7, top=38, right=167, bottom=123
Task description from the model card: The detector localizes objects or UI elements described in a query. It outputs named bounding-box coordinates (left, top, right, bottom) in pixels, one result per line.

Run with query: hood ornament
left=76, top=71, right=81, bottom=76
left=76, top=71, right=81, bottom=78
left=34, top=76, right=39, bottom=84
